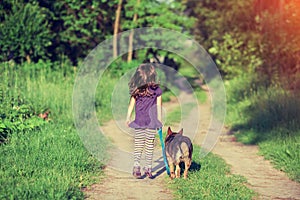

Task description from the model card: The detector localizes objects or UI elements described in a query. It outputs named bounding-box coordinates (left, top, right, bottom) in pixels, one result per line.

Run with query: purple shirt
left=129, top=86, right=162, bottom=129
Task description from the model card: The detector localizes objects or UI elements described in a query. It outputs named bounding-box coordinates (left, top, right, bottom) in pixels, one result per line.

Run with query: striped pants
left=134, top=129, right=156, bottom=169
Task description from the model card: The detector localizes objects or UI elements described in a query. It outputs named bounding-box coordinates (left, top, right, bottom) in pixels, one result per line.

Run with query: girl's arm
left=157, top=95, right=162, bottom=122
left=126, top=97, right=136, bottom=126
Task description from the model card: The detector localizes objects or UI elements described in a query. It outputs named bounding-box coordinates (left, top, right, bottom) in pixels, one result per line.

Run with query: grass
left=258, top=132, right=300, bottom=182
left=194, top=87, right=207, bottom=104
left=178, top=64, right=207, bottom=104
left=178, top=64, right=199, bottom=78
left=225, top=75, right=300, bottom=182
left=160, top=89, right=203, bottom=141
left=162, top=90, right=176, bottom=102
left=164, top=103, right=195, bottom=126
left=0, top=123, right=103, bottom=199
left=168, top=146, right=256, bottom=199
left=0, top=61, right=110, bottom=199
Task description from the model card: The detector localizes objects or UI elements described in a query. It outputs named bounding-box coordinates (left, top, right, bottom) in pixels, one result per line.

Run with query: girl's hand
left=126, top=97, right=135, bottom=127
left=125, top=119, right=130, bottom=127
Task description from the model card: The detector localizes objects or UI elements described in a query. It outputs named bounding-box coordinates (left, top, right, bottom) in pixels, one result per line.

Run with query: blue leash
left=158, top=128, right=170, bottom=175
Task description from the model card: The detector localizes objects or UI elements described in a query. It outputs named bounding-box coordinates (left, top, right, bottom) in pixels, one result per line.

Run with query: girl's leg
left=144, top=129, right=156, bottom=169
left=134, top=129, right=146, bottom=167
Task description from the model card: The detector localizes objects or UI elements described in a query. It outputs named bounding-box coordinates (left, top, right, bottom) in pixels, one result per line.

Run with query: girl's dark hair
left=128, top=63, right=159, bottom=99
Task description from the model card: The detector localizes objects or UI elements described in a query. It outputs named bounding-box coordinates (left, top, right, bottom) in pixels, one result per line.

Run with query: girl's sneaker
left=143, top=167, right=154, bottom=179
left=132, top=166, right=141, bottom=178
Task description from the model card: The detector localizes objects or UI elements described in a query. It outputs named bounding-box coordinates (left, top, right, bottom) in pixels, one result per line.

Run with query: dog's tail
left=179, top=141, right=193, bottom=159
left=179, top=138, right=193, bottom=159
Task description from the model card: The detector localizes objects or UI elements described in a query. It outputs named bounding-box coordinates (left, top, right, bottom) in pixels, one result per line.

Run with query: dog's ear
left=178, top=128, right=183, bottom=135
left=167, top=127, right=172, bottom=135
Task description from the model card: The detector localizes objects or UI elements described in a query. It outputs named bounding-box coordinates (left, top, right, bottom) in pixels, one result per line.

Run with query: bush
left=226, top=74, right=300, bottom=182
left=0, top=2, right=52, bottom=63
left=226, top=78, right=300, bottom=143
left=0, top=62, right=49, bottom=142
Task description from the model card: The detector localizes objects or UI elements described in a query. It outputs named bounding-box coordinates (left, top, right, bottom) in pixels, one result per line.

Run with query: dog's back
left=165, top=134, right=193, bottom=163
left=165, top=127, right=193, bottom=179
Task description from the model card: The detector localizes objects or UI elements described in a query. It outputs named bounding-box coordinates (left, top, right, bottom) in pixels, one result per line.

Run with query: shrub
left=0, top=2, right=52, bottom=63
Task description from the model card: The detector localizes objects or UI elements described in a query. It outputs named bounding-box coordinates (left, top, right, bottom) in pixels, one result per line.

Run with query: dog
left=165, top=127, right=193, bottom=179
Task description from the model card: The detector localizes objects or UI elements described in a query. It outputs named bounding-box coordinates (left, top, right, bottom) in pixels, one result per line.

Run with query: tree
left=0, top=0, right=195, bottom=66
left=127, top=0, right=140, bottom=62
left=52, top=0, right=116, bottom=65
left=254, top=0, right=300, bottom=89
left=122, top=0, right=195, bottom=62
left=0, top=2, right=52, bottom=63
left=113, top=0, right=123, bottom=59
left=186, top=0, right=262, bottom=78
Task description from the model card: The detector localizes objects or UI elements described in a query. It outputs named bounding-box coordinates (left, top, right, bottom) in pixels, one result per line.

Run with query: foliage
left=123, top=0, right=194, bottom=31
left=187, top=0, right=261, bottom=78
left=50, top=0, right=117, bottom=65
left=119, top=0, right=196, bottom=65
left=96, top=72, right=119, bottom=123
left=254, top=0, right=300, bottom=89
left=188, top=0, right=257, bottom=48
left=225, top=75, right=300, bottom=182
left=189, top=0, right=300, bottom=88
left=108, top=59, right=142, bottom=77
left=168, top=146, right=255, bottom=199
left=226, top=74, right=300, bottom=142
left=259, top=133, right=300, bottom=182
left=0, top=0, right=195, bottom=67
left=0, top=62, right=49, bottom=142
left=0, top=123, right=103, bottom=199
left=0, top=62, right=108, bottom=198
left=208, top=33, right=262, bottom=79
left=0, top=2, right=52, bottom=63
left=0, top=102, right=46, bottom=143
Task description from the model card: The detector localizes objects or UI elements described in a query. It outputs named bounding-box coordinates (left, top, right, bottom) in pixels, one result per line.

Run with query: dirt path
left=84, top=92, right=300, bottom=200
left=83, top=98, right=179, bottom=200
left=84, top=167, right=173, bottom=200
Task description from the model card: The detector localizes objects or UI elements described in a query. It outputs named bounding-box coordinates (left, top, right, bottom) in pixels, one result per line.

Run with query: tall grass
left=0, top=123, right=102, bottom=199
left=259, top=131, right=300, bottom=182
left=226, top=74, right=300, bottom=182
left=0, top=61, right=110, bottom=199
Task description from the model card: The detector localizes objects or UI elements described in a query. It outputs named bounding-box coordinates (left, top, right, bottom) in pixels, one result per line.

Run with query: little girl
left=126, top=63, right=162, bottom=179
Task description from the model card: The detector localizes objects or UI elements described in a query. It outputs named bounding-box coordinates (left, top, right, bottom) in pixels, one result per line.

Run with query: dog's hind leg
left=167, top=157, right=176, bottom=179
left=175, top=163, right=181, bottom=178
left=169, top=164, right=175, bottom=179
left=183, top=159, right=192, bottom=179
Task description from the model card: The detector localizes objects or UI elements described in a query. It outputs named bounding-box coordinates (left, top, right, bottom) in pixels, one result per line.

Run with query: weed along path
left=84, top=91, right=300, bottom=200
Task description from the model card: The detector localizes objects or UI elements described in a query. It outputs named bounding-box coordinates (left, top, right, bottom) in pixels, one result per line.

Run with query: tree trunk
left=127, top=0, right=140, bottom=62
left=113, top=0, right=123, bottom=58
left=26, top=55, right=31, bottom=64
